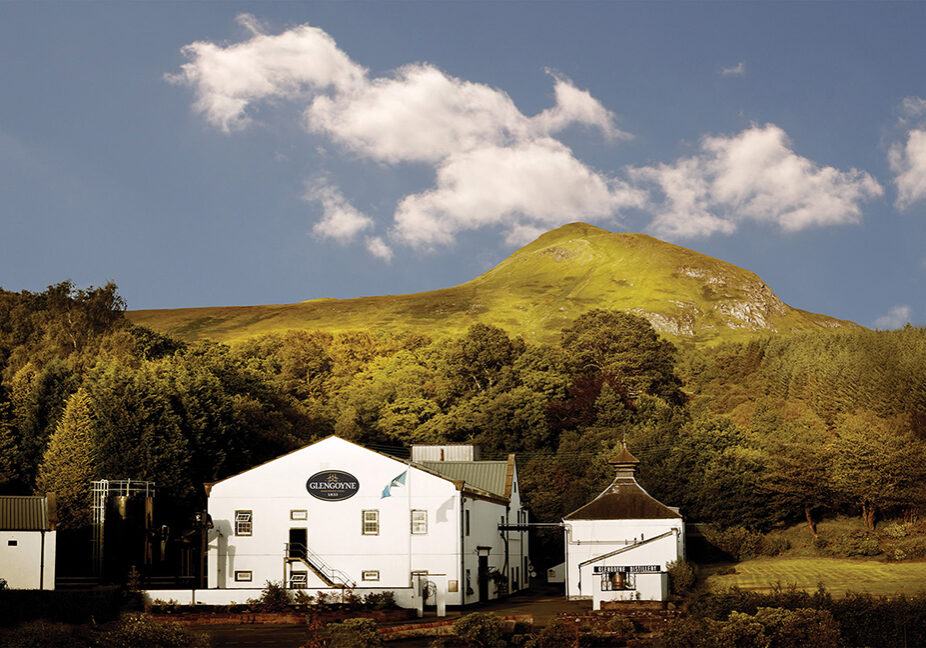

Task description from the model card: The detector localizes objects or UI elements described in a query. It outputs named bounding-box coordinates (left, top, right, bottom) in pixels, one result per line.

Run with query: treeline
left=1, top=283, right=924, bottom=549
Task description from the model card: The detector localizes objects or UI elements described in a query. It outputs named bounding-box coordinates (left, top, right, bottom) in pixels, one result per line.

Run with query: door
left=288, top=528, right=307, bottom=560
left=478, top=555, right=489, bottom=601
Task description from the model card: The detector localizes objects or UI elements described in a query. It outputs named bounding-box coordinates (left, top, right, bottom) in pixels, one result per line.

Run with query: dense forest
left=1, top=282, right=924, bottom=562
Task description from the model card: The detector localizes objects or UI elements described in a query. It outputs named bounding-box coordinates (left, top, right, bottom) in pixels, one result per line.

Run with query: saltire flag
left=381, top=470, right=407, bottom=498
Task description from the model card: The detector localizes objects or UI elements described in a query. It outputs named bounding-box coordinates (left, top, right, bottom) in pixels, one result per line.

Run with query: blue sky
left=1, top=2, right=925, bottom=330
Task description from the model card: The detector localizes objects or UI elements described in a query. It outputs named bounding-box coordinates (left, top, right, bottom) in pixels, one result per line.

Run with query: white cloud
left=165, top=14, right=365, bottom=132
left=900, top=96, right=926, bottom=119
left=170, top=16, right=635, bottom=257
left=889, top=128, right=926, bottom=210
left=721, top=61, right=746, bottom=77
left=365, top=236, right=393, bottom=261
left=631, top=124, right=883, bottom=238
left=873, top=305, right=911, bottom=329
left=392, top=140, right=645, bottom=248
left=305, top=180, right=372, bottom=242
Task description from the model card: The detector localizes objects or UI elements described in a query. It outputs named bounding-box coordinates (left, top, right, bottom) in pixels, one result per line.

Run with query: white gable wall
left=207, top=437, right=526, bottom=606
left=565, top=518, right=683, bottom=599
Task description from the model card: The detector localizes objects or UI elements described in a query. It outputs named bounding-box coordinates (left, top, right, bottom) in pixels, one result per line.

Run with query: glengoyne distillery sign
left=306, top=471, right=359, bottom=501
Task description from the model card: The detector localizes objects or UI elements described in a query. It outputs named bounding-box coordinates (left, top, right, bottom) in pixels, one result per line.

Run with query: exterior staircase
left=284, top=542, right=354, bottom=588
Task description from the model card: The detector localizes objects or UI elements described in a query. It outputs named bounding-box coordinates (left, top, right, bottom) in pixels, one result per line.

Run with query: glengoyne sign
left=306, top=471, right=359, bottom=501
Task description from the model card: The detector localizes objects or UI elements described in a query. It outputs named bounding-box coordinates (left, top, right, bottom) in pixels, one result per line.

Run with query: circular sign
left=306, top=470, right=359, bottom=501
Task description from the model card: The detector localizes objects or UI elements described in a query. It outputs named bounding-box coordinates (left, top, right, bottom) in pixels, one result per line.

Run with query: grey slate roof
left=421, top=461, right=509, bottom=498
left=0, top=496, right=55, bottom=531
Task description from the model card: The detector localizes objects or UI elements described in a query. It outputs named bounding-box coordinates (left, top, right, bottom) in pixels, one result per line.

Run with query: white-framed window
left=7, top=540, right=18, bottom=547
left=290, top=509, right=308, bottom=521
left=362, top=570, right=380, bottom=582
left=601, top=572, right=635, bottom=591
left=235, top=510, right=252, bottom=536
left=411, top=509, right=428, bottom=534
left=289, top=571, right=307, bottom=589
left=234, top=570, right=253, bottom=582
left=362, top=510, right=379, bottom=535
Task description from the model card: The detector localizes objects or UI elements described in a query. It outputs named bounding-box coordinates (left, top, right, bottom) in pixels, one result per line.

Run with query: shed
left=0, top=494, right=57, bottom=590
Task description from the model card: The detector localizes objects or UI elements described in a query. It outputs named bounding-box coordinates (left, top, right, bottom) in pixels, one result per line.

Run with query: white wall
left=144, top=586, right=418, bottom=609
left=593, top=572, right=668, bottom=608
left=565, top=519, right=682, bottom=599
left=207, top=437, right=526, bottom=607
left=0, top=530, right=55, bottom=590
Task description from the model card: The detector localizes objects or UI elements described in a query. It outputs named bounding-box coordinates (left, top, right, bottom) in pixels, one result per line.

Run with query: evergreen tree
left=36, top=388, right=99, bottom=528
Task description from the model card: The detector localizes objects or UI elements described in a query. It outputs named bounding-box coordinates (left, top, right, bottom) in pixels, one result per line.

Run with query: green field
left=128, top=223, right=858, bottom=346
left=703, top=557, right=926, bottom=597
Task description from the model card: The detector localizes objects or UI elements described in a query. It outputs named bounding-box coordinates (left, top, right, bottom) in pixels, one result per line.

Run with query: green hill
left=127, top=223, right=859, bottom=345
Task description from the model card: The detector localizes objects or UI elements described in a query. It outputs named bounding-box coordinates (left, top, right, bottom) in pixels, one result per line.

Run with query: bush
left=531, top=618, right=579, bottom=648
left=452, top=612, right=506, bottom=648
left=702, top=525, right=763, bottom=560
left=758, top=534, right=790, bottom=557
left=607, top=614, right=635, bottom=640
left=657, top=608, right=840, bottom=648
left=0, top=620, right=91, bottom=648
left=255, top=580, right=292, bottom=612
left=362, top=591, right=397, bottom=610
left=327, top=618, right=382, bottom=648
left=96, top=613, right=210, bottom=648
left=666, top=560, right=696, bottom=596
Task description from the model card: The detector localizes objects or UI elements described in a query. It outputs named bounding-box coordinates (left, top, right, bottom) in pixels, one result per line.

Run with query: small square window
left=362, top=510, right=379, bottom=535
left=235, top=511, right=252, bottom=536
left=289, top=571, right=307, bottom=589
left=411, top=509, right=427, bottom=534
left=7, top=540, right=18, bottom=547
left=234, top=570, right=253, bottom=582
left=361, top=570, right=380, bottom=582
left=290, top=509, right=308, bottom=521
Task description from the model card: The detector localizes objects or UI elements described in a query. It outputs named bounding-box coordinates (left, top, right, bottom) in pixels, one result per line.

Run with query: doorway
left=288, top=528, right=307, bottom=560
left=478, top=555, right=489, bottom=601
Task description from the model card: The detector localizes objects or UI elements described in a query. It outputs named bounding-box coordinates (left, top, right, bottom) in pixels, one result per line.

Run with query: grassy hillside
left=128, top=223, right=859, bottom=345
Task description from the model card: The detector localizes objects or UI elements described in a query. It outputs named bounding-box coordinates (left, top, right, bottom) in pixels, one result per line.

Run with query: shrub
left=759, top=534, right=790, bottom=557
left=666, top=560, right=696, bottom=596
left=882, top=521, right=913, bottom=539
left=0, top=620, right=91, bottom=648
left=256, top=580, right=292, bottom=612
left=531, top=618, right=579, bottom=648
left=362, top=591, right=397, bottom=610
left=754, top=607, right=840, bottom=648
left=607, top=614, right=635, bottom=640
left=452, top=612, right=506, bottom=648
left=702, top=525, right=763, bottom=560
left=327, top=618, right=382, bottom=648
left=96, top=613, right=210, bottom=648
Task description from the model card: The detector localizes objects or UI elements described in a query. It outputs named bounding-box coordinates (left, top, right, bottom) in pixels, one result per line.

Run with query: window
left=465, top=509, right=470, bottom=536
left=362, top=510, right=379, bottom=535
left=290, top=509, right=307, bottom=521
left=289, top=571, right=307, bottom=589
left=513, top=480, right=517, bottom=493
left=234, top=570, right=253, bottom=582
left=7, top=540, right=17, bottom=547
left=411, top=509, right=428, bottom=534
left=235, top=511, right=252, bottom=536
left=362, top=570, right=380, bottom=582
left=601, top=572, right=635, bottom=591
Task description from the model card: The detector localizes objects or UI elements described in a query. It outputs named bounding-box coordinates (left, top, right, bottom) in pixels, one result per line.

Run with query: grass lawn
left=702, top=557, right=926, bottom=597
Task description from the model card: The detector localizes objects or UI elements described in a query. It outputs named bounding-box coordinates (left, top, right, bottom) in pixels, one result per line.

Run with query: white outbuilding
left=199, top=436, right=529, bottom=609
left=0, top=495, right=57, bottom=590
left=563, top=444, right=683, bottom=608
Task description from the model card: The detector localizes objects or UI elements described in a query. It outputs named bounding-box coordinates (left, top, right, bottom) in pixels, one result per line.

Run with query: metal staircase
left=284, top=542, right=354, bottom=589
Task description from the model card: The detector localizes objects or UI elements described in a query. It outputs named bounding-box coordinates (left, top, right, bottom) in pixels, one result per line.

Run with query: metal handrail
left=285, top=542, right=355, bottom=588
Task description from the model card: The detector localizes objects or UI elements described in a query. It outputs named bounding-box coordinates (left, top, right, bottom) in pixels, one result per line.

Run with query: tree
left=828, top=413, right=926, bottom=530
left=761, top=421, right=833, bottom=537
left=35, top=388, right=99, bottom=528
left=561, top=309, right=684, bottom=405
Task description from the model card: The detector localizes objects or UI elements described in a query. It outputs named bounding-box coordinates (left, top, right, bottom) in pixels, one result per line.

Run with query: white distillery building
left=196, top=436, right=528, bottom=609
left=564, top=444, right=684, bottom=609
left=0, top=495, right=57, bottom=590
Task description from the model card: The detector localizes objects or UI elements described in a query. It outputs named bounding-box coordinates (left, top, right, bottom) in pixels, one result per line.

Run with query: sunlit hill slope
left=128, top=223, right=859, bottom=346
